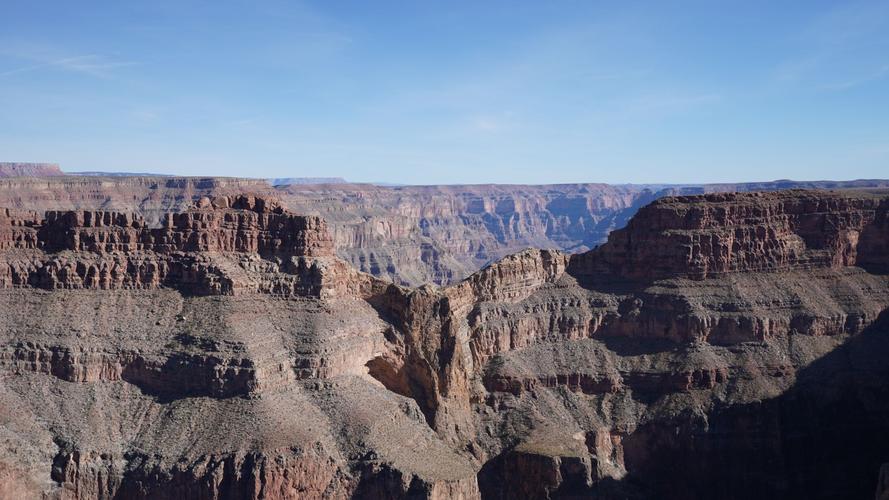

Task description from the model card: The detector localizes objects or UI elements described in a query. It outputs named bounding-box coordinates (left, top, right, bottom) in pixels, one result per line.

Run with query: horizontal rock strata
left=1, top=190, right=889, bottom=499
left=3, top=174, right=889, bottom=285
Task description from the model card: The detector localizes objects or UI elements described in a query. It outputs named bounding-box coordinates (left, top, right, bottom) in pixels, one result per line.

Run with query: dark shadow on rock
left=614, top=308, right=889, bottom=500
left=478, top=309, right=889, bottom=499
left=596, top=336, right=682, bottom=357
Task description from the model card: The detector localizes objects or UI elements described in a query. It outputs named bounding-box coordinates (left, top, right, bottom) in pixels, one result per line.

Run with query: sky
left=0, top=1, right=888, bottom=185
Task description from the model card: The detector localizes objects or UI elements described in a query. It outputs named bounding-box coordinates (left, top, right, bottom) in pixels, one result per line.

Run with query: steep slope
left=370, top=189, right=889, bottom=499
left=2, top=189, right=889, bottom=499
left=274, top=183, right=659, bottom=286
left=0, top=196, right=478, bottom=499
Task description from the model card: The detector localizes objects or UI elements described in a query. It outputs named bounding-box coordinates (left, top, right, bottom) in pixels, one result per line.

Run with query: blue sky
left=1, top=1, right=887, bottom=184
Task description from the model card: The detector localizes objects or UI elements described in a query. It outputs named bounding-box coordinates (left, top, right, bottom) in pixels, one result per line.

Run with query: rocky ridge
left=0, top=163, right=63, bottom=178
left=3, top=171, right=889, bottom=286
left=0, top=195, right=336, bottom=296
left=0, top=189, right=888, bottom=498
left=573, top=190, right=889, bottom=280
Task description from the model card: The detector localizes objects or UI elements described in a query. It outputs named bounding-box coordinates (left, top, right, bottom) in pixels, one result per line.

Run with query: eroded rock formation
left=1, top=189, right=889, bottom=499
left=0, top=195, right=340, bottom=294
left=3, top=172, right=889, bottom=286
left=572, top=190, right=889, bottom=280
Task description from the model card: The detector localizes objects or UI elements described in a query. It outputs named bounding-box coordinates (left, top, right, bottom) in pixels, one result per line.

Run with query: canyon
left=1, top=167, right=888, bottom=286
left=0, top=188, right=888, bottom=498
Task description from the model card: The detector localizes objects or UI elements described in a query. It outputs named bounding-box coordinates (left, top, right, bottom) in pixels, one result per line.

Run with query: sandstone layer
left=2, top=172, right=888, bottom=286
left=0, top=189, right=888, bottom=499
left=224, top=180, right=889, bottom=285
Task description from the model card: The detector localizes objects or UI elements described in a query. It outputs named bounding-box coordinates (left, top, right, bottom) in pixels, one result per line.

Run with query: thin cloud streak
left=0, top=54, right=136, bottom=78
left=624, top=92, right=722, bottom=114
left=817, top=64, right=889, bottom=91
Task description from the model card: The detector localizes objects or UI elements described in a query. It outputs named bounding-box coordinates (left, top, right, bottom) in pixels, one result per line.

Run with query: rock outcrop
left=3, top=172, right=889, bottom=286
left=0, top=195, right=480, bottom=499
left=1, top=189, right=889, bottom=499
left=572, top=190, right=889, bottom=280
left=276, top=182, right=889, bottom=285
left=370, top=189, right=889, bottom=499
left=0, top=195, right=339, bottom=296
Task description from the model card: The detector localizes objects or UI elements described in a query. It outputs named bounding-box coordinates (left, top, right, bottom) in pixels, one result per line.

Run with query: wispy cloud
left=817, top=63, right=889, bottom=91
left=773, top=2, right=889, bottom=91
left=0, top=53, right=136, bottom=78
left=803, top=1, right=889, bottom=47
left=226, top=117, right=257, bottom=128
left=774, top=53, right=889, bottom=93
left=573, top=69, right=651, bottom=82
left=468, top=112, right=518, bottom=133
left=624, top=92, right=722, bottom=114
left=472, top=117, right=500, bottom=132
left=774, top=55, right=823, bottom=83
left=131, top=109, right=160, bottom=122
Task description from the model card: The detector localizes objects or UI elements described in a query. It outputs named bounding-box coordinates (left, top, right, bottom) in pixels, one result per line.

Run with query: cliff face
left=572, top=190, right=889, bottom=280
left=275, top=183, right=662, bottom=285
left=0, top=195, right=335, bottom=295
left=367, top=189, right=889, bottom=498
left=3, top=174, right=888, bottom=286
left=0, top=195, right=477, bottom=499
left=1, top=190, right=889, bottom=499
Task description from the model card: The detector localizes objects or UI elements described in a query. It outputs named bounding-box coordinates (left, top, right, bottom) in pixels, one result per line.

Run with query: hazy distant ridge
left=268, top=177, right=348, bottom=186
left=0, top=162, right=63, bottom=177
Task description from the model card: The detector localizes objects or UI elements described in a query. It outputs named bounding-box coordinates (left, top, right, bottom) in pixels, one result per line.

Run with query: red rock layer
left=0, top=195, right=336, bottom=296
left=571, top=190, right=889, bottom=280
left=2, top=174, right=889, bottom=285
left=27, top=195, right=333, bottom=256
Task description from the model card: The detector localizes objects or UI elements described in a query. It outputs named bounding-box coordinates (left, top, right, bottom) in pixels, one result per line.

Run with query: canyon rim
left=0, top=179, right=888, bottom=498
